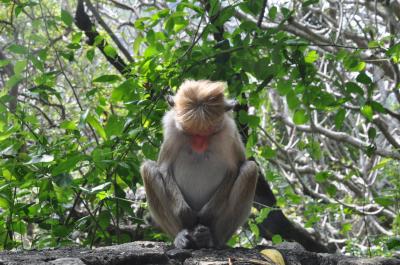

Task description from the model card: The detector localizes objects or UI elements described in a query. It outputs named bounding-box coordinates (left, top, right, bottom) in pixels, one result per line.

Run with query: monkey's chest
left=172, top=149, right=228, bottom=211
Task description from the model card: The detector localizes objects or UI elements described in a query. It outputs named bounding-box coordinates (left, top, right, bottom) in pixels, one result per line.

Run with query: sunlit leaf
left=293, top=109, right=309, bottom=125
left=61, top=9, right=73, bottom=27
left=304, top=50, right=319, bottom=63
left=361, top=104, right=373, bottom=121
left=93, top=74, right=120, bottom=83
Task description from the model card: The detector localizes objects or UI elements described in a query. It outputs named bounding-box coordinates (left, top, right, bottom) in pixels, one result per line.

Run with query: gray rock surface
left=0, top=241, right=398, bottom=265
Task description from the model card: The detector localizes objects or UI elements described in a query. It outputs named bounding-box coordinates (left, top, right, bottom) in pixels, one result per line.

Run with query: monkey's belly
left=172, top=149, right=228, bottom=211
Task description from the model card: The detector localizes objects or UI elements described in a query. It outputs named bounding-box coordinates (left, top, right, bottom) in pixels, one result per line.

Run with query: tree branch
left=276, top=114, right=400, bottom=160
left=83, top=0, right=134, bottom=63
left=75, top=0, right=129, bottom=75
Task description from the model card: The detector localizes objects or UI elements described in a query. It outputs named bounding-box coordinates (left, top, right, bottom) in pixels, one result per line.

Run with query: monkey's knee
left=140, top=160, right=160, bottom=183
left=239, top=160, right=258, bottom=181
left=233, top=161, right=258, bottom=197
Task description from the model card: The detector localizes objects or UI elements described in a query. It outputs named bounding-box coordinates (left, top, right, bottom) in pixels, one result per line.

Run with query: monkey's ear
left=224, top=99, right=237, bottom=111
left=166, top=95, right=175, bottom=107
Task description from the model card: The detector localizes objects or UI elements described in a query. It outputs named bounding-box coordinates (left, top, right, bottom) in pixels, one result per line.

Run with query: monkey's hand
left=174, top=229, right=195, bottom=249
left=192, top=225, right=214, bottom=249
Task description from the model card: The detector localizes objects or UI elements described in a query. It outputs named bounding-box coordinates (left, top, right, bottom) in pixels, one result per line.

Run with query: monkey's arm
left=198, top=160, right=258, bottom=247
left=140, top=160, right=196, bottom=237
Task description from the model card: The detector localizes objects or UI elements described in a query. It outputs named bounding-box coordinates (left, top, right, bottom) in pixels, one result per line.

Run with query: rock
left=81, top=241, right=169, bottom=265
left=0, top=241, right=398, bottom=265
left=49, top=258, right=85, bottom=265
left=166, top=248, right=192, bottom=262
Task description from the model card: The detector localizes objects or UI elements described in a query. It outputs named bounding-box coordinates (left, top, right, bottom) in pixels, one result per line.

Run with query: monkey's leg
left=199, top=160, right=258, bottom=247
left=140, top=160, right=196, bottom=242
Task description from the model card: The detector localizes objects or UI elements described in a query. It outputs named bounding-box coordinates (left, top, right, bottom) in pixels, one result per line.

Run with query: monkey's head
left=168, top=80, right=234, bottom=136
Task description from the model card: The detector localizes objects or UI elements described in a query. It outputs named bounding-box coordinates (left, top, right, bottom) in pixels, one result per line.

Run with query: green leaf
left=370, top=101, right=386, bottom=113
left=254, top=58, right=269, bottom=80
left=93, top=74, right=120, bottom=83
left=249, top=222, right=260, bottom=238
left=335, top=109, right=346, bottom=129
left=87, top=115, right=107, bottom=140
left=60, top=120, right=77, bottom=130
left=239, top=21, right=258, bottom=32
left=356, top=72, right=372, bottom=84
left=276, top=79, right=291, bottom=96
left=272, top=234, right=283, bottom=244
left=52, top=155, right=85, bottom=175
left=61, top=9, right=73, bottom=27
left=374, top=196, right=394, bottom=207
left=144, top=45, right=158, bottom=57
left=14, top=60, right=27, bottom=75
left=387, top=43, right=400, bottom=63
left=343, top=56, right=365, bottom=72
left=208, top=0, right=220, bottom=17
left=261, top=146, right=276, bottom=159
left=142, top=142, right=157, bottom=160
left=326, top=184, right=337, bottom=196
left=238, top=110, right=260, bottom=128
left=173, top=19, right=188, bottom=33
left=304, top=50, right=319, bottom=63
left=268, top=6, right=277, bottom=20
left=345, top=82, right=364, bottom=96
left=164, top=17, right=174, bottom=33
left=133, top=36, right=143, bottom=56
left=0, top=59, right=10, bottom=68
left=104, top=115, right=125, bottom=138
left=368, top=127, right=376, bottom=139
left=255, top=208, right=271, bottom=224
left=215, top=6, right=235, bottom=26
left=7, top=44, right=28, bottom=54
left=340, top=223, right=352, bottom=234
left=0, top=126, right=15, bottom=141
left=315, top=171, right=329, bottom=183
left=104, top=45, right=117, bottom=58
left=6, top=74, right=22, bottom=89
left=52, top=225, right=69, bottom=237
left=293, top=109, right=309, bottom=125
left=386, top=237, right=400, bottom=250
left=86, top=48, right=95, bottom=62
left=360, top=104, right=373, bottom=121
left=111, top=78, right=137, bottom=102
left=71, top=32, right=82, bottom=43
left=286, top=91, right=300, bottom=110
left=368, top=40, right=380, bottom=48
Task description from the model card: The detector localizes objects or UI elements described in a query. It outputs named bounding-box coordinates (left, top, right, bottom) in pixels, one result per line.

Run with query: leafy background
left=0, top=0, right=399, bottom=257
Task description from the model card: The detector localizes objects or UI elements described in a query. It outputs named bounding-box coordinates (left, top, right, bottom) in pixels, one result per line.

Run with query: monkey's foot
left=192, top=225, right=214, bottom=249
left=173, top=229, right=195, bottom=249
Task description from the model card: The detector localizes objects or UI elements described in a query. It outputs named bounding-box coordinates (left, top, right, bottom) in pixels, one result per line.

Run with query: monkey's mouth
left=190, top=135, right=209, bottom=153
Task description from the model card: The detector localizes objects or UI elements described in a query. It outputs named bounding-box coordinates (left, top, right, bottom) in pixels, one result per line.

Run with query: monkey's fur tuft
left=175, top=80, right=226, bottom=133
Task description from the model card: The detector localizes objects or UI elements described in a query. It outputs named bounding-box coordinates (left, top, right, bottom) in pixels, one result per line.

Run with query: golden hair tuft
left=175, top=80, right=226, bottom=132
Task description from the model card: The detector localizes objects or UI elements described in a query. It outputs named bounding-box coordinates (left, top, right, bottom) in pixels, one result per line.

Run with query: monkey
left=140, top=80, right=258, bottom=249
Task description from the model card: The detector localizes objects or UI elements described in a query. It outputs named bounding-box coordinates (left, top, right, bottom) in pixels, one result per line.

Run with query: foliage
left=0, top=0, right=399, bottom=257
